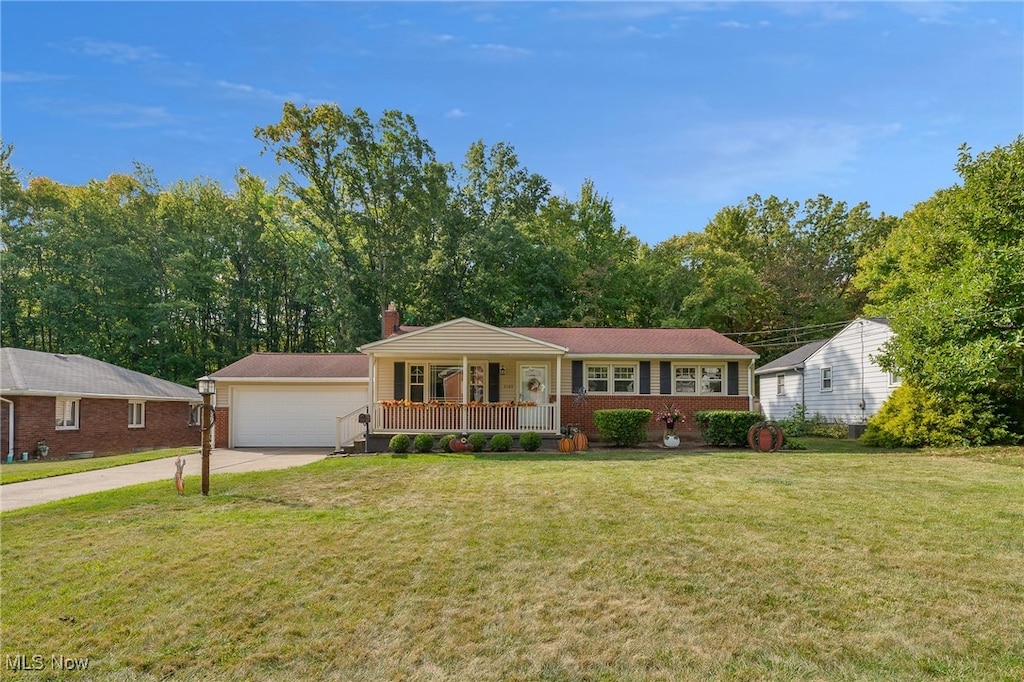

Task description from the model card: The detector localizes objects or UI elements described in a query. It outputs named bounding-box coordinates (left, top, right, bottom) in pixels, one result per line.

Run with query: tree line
left=1, top=105, right=1020, bottom=442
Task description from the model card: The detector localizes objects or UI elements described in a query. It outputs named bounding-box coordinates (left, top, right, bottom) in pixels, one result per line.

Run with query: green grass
left=0, top=447, right=196, bottom=485
left=2, top=447, right=1022, bottom=681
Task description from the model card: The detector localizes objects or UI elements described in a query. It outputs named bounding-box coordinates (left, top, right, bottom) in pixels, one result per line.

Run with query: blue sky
left=2, top=2, right=1021, bottom=245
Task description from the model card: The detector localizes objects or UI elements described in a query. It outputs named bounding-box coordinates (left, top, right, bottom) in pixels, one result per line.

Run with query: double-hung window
left=776, top=374, right=786, bottom=396
left=673, top=364, right=725, bottom=395
left=129, top=401, right=145, bottom=428
left=675, top=366, right=697, bottom=394
left=701, top=366, right=723, bottom=394
left=56, top=398, right=80, bottom=430
left=586, top=364, right=637, bottom=394
left=821, top=367, right=833, bottom=392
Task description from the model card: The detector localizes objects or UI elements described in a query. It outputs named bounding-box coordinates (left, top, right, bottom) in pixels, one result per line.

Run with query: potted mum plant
left=655, top=404, right=683, bottom=447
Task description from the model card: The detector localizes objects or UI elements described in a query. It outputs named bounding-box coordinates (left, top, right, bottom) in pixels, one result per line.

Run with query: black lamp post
left=197, top=376, right=216, bottom=496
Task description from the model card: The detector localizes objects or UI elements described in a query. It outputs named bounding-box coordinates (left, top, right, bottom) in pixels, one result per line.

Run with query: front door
left=519, top=365, right=549, bottom=430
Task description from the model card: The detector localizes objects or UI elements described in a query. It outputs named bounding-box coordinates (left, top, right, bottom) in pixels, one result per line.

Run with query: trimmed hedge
left=413, top=433, right=435, bottom=453
left=594, top=409, right=652, bottom=447
left=388, top=433, right=411, bottom=453
left=490, top=433, right=513, bottom=452
left=519, top=431, right=542, bottom=452
left=439, top=434, right=456, bottom=452
left=694, top=410, right=763, bottom=447
left=468, top=433, right=489, bottom=452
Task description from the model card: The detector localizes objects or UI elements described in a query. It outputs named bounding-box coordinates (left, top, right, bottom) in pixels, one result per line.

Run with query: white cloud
left=659, top=118, right=902, bottom=203
left=470, top=43, right=532, bottom=59
left=215, top=80, right=305, bottom=103
left=1, top=71, right=64, bottom=83
left=46, top=100, right=177, bottom=129
left=444, top=108, right=468, bottom=119
left=718, top=20, right=750, bottom=29
left=69, top=39, right=161, bottom=64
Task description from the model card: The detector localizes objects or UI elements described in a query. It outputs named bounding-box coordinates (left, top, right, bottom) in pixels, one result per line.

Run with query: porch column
left=461, top=355, right=469, bottom=432
left=555, top=355, right=562, bottom=434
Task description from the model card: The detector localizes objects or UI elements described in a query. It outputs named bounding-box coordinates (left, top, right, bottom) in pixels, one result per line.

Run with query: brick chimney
left=382, top=303, right=400, bottom=339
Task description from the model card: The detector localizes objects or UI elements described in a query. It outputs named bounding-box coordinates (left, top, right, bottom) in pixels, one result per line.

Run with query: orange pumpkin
left=558, top=437, right=574, bottom=453
left=572, top=431, right=588, bottom=452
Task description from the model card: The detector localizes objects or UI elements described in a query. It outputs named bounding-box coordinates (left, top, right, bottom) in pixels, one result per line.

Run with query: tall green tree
left=255, top=103, right=447, bottom=344
left=857, top=136, right=1024, bottom=433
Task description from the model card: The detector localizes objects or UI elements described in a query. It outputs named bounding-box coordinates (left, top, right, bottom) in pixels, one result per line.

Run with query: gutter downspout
left=1, top=397, right=13, bottom=458
left=748, top=361, right=754, bottom=412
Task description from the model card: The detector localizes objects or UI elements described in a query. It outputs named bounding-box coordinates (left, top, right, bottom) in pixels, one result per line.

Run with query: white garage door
left=232, top=385, right=368, bottom=447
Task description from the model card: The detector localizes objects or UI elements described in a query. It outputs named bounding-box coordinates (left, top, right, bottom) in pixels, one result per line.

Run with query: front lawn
left=2, top=447, right=1022, bottom=680
left=0, top=447, right=196, bottom=485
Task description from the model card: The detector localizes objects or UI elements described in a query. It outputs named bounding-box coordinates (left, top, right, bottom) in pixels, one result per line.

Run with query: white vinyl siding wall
left=758, top=369, right=804, bottom=420
left=801, top=319, right=896, bottom=424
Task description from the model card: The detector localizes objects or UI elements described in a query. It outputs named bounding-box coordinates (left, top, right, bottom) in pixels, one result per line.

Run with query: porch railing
left=335, top=404, right=369, bottom=452
left=373, top=403, right=558, bottom=434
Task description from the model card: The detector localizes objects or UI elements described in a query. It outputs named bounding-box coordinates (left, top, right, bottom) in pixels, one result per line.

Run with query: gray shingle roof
left=753, top=340, right=829, bottom=375
left=211, top=353, right=369, bottom=379
left=0, top=348, right=200, bottom=401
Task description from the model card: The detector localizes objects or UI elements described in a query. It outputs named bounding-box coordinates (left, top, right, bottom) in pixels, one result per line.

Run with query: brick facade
left=0, top=395, right=201, bottom=460
left=561, top=395, right=751, bottom=441
left=214, top=406, right=230, bottom=449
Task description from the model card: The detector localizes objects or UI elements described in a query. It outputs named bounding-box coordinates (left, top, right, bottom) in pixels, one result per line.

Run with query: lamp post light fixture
left=197, top=376, right=216, bottom=496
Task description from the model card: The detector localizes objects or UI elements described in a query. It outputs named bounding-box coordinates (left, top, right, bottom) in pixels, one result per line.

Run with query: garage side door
left=232, top=385, right=368, bottom=447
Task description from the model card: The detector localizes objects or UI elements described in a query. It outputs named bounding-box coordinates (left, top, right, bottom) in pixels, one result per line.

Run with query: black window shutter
left=727, top=361, right=739, bottom=395
left=394, top=361, right=406, bottom=400
left=639, top=361, right=651, bottom=394
left=488, top=363, right=501, bottom=402
left=571, top=361, right=584, bottom=393
left=660, top=361, right=672, bottom=395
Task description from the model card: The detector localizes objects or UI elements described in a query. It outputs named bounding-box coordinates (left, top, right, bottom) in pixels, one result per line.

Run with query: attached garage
left=231, top=384, right=368, bottom=447
left=210, top=353, right=370, bottom=449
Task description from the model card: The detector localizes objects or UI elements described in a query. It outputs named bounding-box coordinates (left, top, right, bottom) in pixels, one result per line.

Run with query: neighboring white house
left=755, top=318, right=900, bottom=425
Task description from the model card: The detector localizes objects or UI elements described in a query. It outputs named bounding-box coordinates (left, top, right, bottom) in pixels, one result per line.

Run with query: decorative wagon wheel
left=747, top=421, right=785, bottom=452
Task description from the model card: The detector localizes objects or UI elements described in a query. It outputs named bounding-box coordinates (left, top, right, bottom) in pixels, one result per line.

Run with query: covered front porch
left=354, top=318, right=571, bottom=444
left=375, top=400, right=559, bottom=434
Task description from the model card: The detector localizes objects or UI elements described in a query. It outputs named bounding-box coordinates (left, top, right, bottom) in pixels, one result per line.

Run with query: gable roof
left=359, top=317, right=569, bottom=354
left=505, top=326, right=757, bottom=357
left=754, top=340, right=828, bottom=375
left=0, top=348, right=200, bottom=401
left=211, top=353, right=369, bottom=379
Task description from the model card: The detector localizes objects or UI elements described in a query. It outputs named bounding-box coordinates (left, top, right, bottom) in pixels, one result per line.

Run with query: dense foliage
left=593, top=409, right=652, bottom=446
left=0, top=104, right=894, bottom=385
left=857, top=136, right=1024, bottom=441
left=862, top=386, right=1015, bottom=448
left=694, top=410, right=764, bottom=447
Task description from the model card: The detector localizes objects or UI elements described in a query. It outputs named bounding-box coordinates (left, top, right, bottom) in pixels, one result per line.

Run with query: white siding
left=758, top=370, right=804, bottom=420
left=369, top=320, right=563, bottom=356
left=803, top=319, right=896, bottom=424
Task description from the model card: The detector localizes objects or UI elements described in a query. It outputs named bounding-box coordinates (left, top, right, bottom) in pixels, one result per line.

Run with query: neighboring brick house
left=211, top=308, right=759, bottom=450
left=0, top=348, right=201, bottom=460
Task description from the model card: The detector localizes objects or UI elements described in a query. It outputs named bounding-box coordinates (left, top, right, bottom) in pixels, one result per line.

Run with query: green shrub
left=468, top=433, right=489, bottom=452
left=594, top=409, right=652, bottom=447
left=693, top=410, right=763, bottom=447
left=862, top=386, right=1016, bottom=448
left=519, top=431, right=542, bottom=452
left=439, top=434, right=456, bottom=452
left=413, top=433, right=435, bottom=453
left=778, top=405, right=848, bottom=439
left=490, top=433, right=513, bottom=452
left=388, top=433, right=411, bottom=454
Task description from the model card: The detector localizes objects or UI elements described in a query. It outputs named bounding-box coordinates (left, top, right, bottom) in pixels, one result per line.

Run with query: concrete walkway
left=0, top=448, right=330, bottom=513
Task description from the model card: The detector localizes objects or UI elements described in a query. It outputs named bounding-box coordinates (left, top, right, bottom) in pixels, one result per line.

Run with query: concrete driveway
left=0, top=448, right=330, bottom=513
